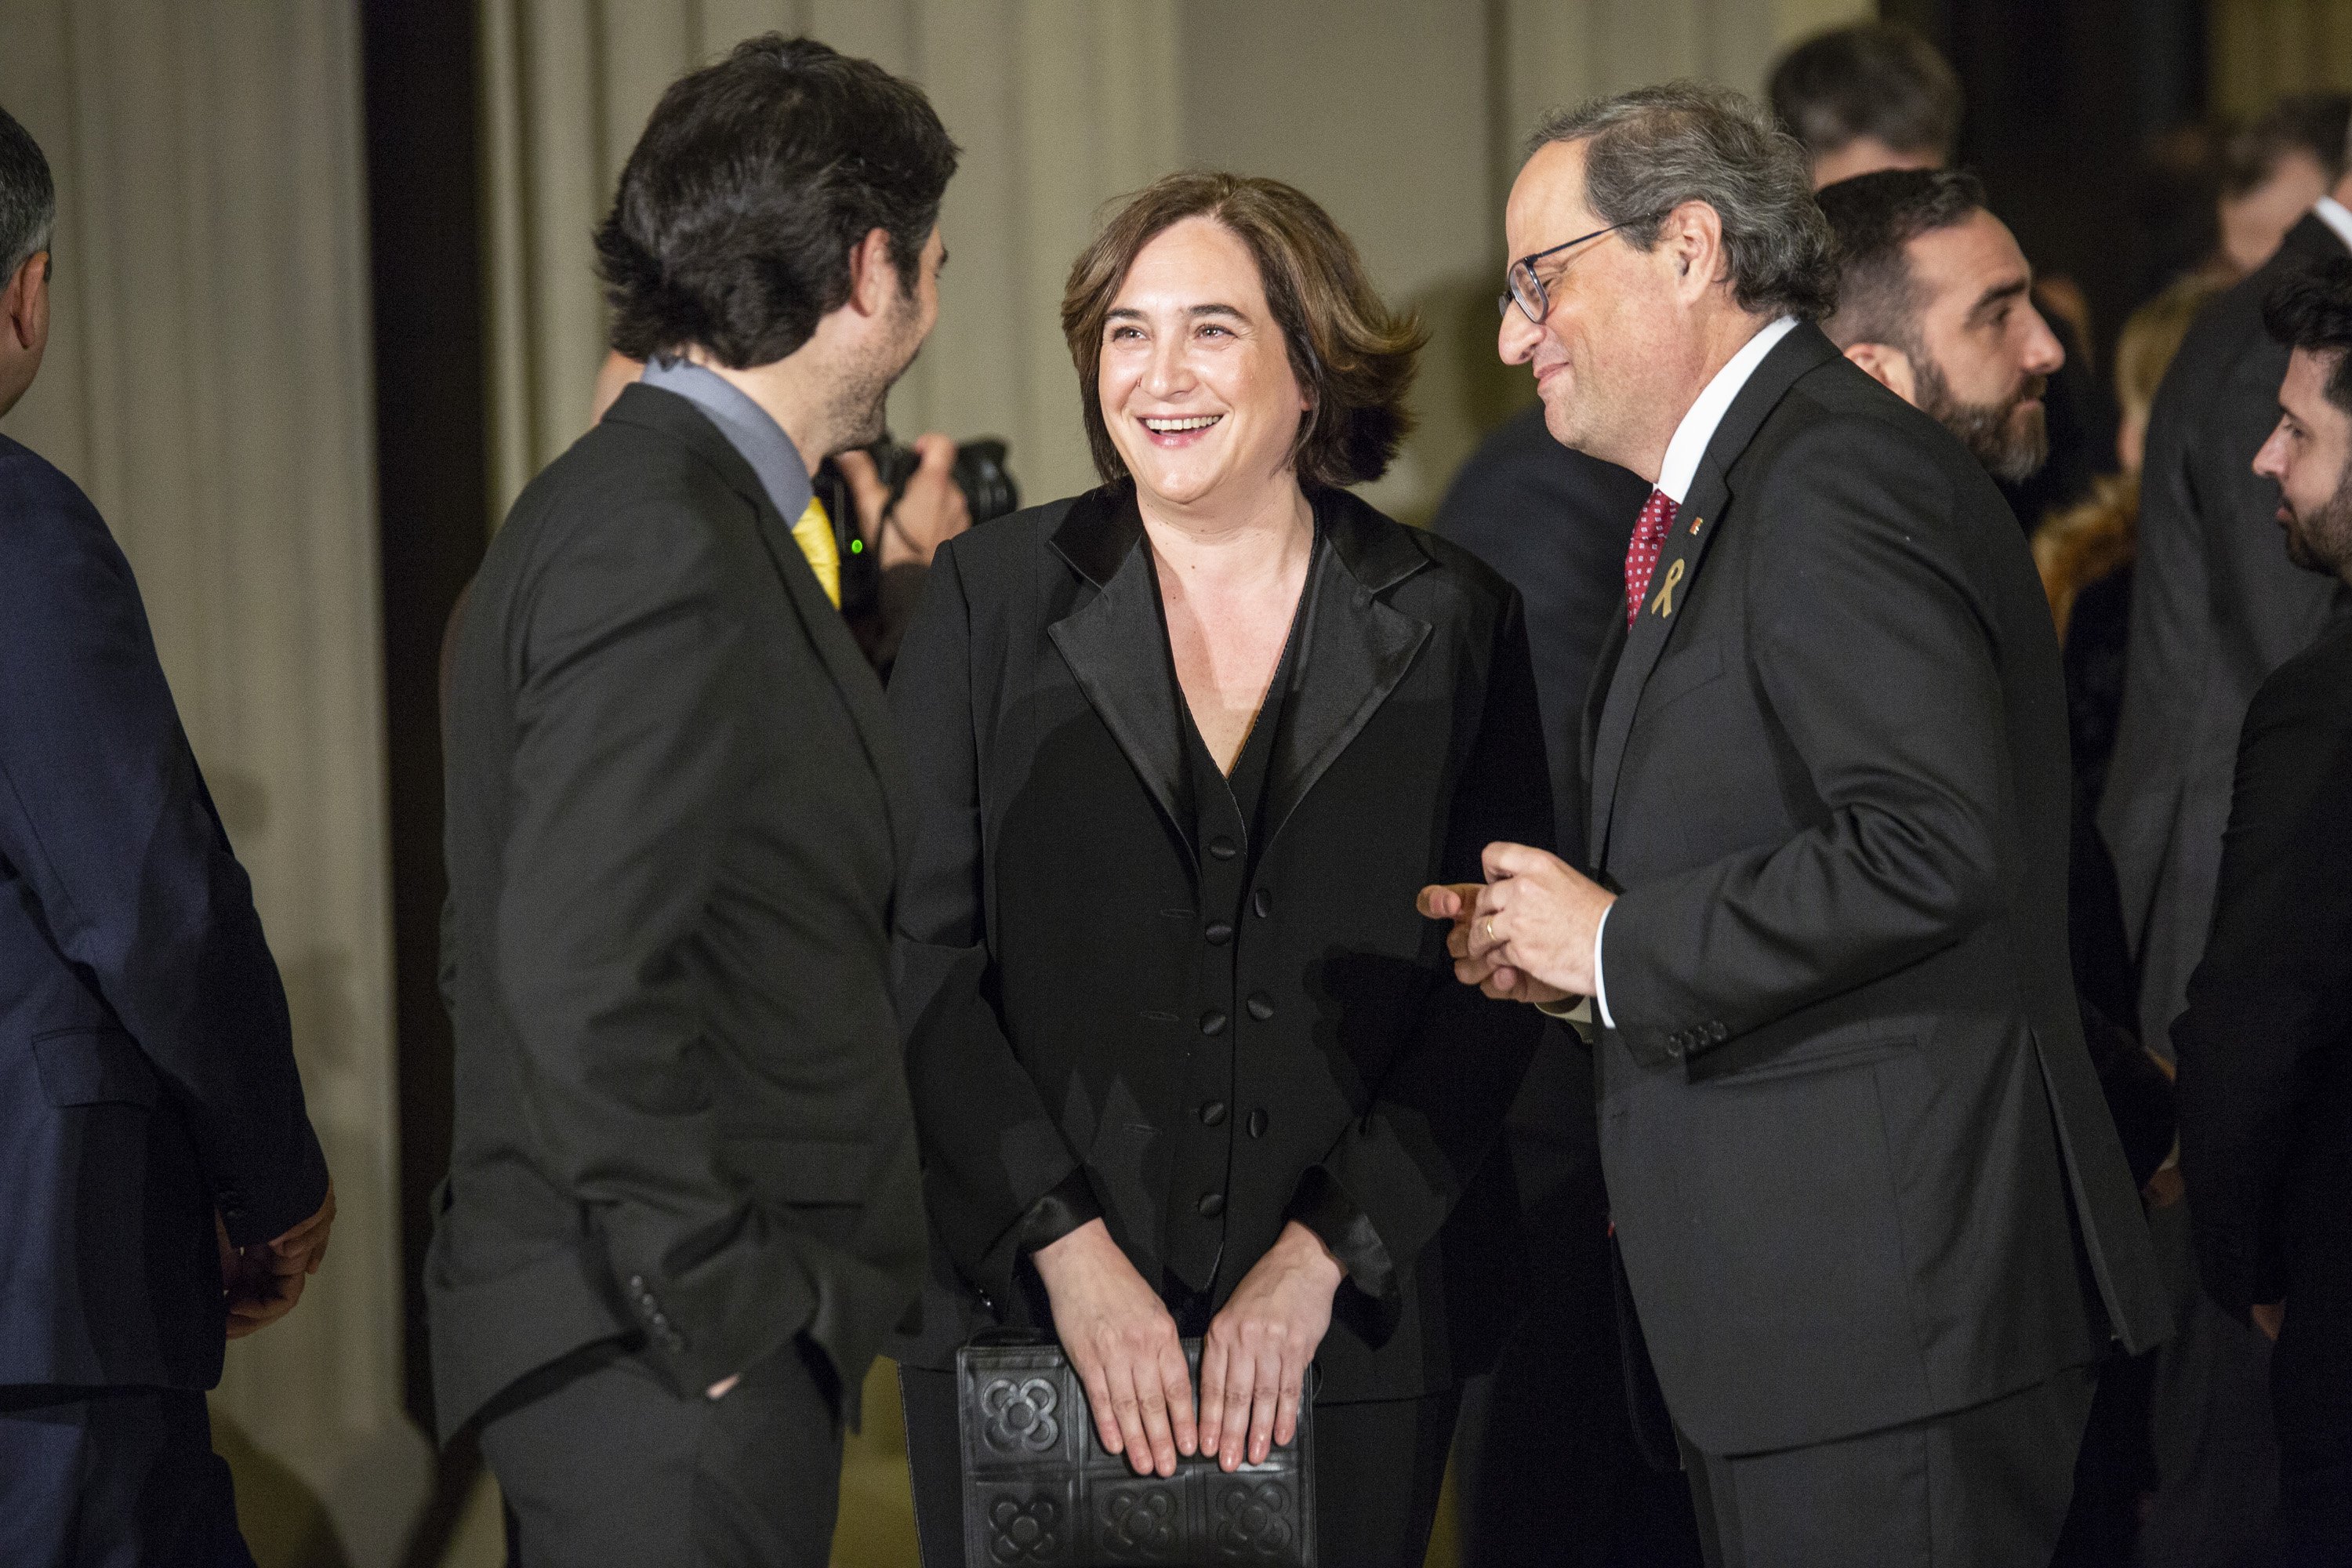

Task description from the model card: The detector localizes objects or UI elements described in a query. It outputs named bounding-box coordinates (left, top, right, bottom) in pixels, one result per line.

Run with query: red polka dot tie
left=1624, top=488, right=1675, bottom=628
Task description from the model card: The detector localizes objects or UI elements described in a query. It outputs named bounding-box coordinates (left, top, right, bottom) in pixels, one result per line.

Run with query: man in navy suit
left=0, top=104, right=334, bottom=1566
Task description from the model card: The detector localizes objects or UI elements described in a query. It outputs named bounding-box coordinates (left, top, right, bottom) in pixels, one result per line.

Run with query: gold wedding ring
left=1483, top=918, right=1495, bottom=944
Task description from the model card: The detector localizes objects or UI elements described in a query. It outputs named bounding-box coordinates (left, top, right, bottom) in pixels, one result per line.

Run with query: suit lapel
left=613, top=387, right=913, bottom=852
left=1047, top=487, right=1197, bottom=858
left=1588, top=323, right=1839, bottom=868
left=1261, top=489, right=1432, bottom=851
left=1044, top=485, right=1434, bottom=864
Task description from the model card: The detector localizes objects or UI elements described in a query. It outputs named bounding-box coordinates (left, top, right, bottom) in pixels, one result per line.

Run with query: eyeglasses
left=1497, top=223, right=1627, bottom=325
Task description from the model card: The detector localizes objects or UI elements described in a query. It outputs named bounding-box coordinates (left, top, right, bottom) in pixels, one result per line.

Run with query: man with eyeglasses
left=1431, top=191, right=1706, bottom=1568
left=1421, top=84, right=2169, bottom=1566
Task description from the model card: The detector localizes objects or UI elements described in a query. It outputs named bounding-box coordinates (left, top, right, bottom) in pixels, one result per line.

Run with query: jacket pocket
left=33, top=1026, right=161, bottom=1109
left=1643, top=638, right=1726, bottom=710
left=728, top=1136, right=870, bottom=1207
left=1696, top=1031, right=1919, bottom=1086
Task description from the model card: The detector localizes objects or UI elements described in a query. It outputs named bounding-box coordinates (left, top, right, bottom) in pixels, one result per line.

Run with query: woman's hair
left=2117, top=274, right=2224, bottom=423
left=1059, top=172, right=1425, bottom=490
left=2031, top=274, right=2224, bottom=637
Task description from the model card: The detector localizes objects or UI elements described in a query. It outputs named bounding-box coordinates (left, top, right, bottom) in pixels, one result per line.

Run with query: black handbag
left=956, top=1329, right=1317, bottom=1566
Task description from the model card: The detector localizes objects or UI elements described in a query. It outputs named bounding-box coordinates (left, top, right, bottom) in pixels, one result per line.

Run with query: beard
left=2282, top=464, right=2352, bottom=579
left=1913, top=354, right=2049, bottom=485
left=827, top=287, right=926, bottom=450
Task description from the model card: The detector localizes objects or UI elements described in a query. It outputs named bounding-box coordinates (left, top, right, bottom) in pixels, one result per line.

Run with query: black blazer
left=426, top=384, right=926, bottom=1439
left=1432, top=403, right=1651, bottom=867
left=2101, top=213, right=2352, bottom=1050
left=1584, top=324, right=2170, bottom=1456
left=0, top=434, right=326, bottom=1390
left=887, top=484, right=1548, bottom=1402
left=2175, top=615, right=2352, bottom=1466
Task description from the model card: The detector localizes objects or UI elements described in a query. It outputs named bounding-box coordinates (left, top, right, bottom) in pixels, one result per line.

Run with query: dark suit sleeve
left=1602, top=427, right=2016, bottom=1056
left=1290, top=590, right=1549, bottom=1298
left=495, top=495, right=810, bottom=1396
left=889, top=543, right=1096, bottom=1305
left=2172, top=662, right=2352, bottom=1318
left=2097, top=359, right=2216, bottom=927
left=0, top=456, right=326, bottom=1247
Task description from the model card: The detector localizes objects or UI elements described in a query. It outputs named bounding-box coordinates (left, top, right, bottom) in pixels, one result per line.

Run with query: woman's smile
left=1140, top=412, right=1225, bottom=445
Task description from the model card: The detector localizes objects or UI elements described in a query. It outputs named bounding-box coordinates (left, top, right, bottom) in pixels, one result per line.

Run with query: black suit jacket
left=1584, top=324, right=2169, bottom=1456
left=426, top=384, right=926, bottom=1439
left=1432, top=404, right=1651, bottom=866
left=887, top=484, right=1548, bottom=1402
left=0, top=434, right=327, bottom=1390
left=2175, top=615, right=2352, bottom=1465
left=2100, top=213, right=2352, bottom=1050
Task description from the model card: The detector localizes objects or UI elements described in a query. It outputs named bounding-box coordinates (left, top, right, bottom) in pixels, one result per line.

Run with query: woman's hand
left=1200, top=1221, right=1343, bottom=1470
left=1032, top=1218, right=1197, bottom=1476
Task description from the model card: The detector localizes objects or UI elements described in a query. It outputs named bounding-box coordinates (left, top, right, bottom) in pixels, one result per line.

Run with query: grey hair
left=0, top=104, right=54, bottom=281
left=1529, top=82, right=1837, bottom=322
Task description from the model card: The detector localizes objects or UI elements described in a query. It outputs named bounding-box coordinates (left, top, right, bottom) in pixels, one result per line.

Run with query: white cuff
left=1592, top=904, right=1615, bottom=1029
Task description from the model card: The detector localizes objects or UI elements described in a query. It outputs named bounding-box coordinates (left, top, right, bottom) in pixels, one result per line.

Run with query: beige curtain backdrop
left=2209, top=0, right=2352, bottom=120
left=481, top=0, right=1863, bottom=527
left=0, top=2, right=426, bottom=1564
left=481, top=0, right=1181, bottom=523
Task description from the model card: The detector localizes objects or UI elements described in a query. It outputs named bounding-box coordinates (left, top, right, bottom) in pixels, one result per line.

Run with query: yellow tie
left=790, top=496, right=841, bottom=608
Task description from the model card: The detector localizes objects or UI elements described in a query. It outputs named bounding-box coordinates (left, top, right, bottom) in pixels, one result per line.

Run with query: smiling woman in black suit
left=887, top=172, right=1548, bottom=1566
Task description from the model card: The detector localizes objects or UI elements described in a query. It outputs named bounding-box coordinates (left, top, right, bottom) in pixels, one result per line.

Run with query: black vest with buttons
left=1162, top=573, right=1304, bottom=1294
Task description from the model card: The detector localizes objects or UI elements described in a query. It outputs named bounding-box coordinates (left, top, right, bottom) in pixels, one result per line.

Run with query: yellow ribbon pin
left=1650, top=558, right=1685, bottom=617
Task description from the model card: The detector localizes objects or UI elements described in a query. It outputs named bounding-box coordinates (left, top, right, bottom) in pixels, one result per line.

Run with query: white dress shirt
left=2312, top=194, right=2352, bottom=255
left=1586, top=315, right=1798, bottom=1028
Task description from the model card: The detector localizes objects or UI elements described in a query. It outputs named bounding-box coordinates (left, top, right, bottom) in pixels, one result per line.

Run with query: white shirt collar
left=1654, top=315, right=1800, bottom=503
left=2312, top=195, right=2352, bottom=255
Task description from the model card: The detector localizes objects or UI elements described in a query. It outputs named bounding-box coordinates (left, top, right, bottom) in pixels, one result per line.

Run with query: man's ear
left=845, top=227, right=898, bottom=318
left=1842, top=339, right=1918, bottom=405
left=1661, top=201, right=1726, bottom=300
left=2, top=253, right=27, bottom=348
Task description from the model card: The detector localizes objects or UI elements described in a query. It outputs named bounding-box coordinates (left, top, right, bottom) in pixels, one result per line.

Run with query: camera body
left=860, top=436, right=1019, bottom=526
left=810, top=434, right=1020, bottom=673
left=811, top=434, right=1020, bottom=577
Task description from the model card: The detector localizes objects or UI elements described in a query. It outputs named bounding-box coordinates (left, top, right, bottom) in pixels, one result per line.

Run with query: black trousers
left=0, top=1385, right=253, bottom=1568
left=2141, top=1196, right=2281, bottom=1568
left=899, top=1364, right=1458, bottom=1568
left=481, top=1336, right=842, bottom=1568
left=1677, top=1363, right=2097, bottom=1568
left=1453, top=1037, right=1705, bottom=1567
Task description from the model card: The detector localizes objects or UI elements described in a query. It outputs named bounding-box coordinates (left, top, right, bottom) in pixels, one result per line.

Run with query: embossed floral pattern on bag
left=959, top=1337, right=1316, bottom=1566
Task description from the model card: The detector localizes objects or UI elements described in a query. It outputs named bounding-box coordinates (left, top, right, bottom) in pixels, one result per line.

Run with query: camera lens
left=952, top=439, right=1018, bottom=523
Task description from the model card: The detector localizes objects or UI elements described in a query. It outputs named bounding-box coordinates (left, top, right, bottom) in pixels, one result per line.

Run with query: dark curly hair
left=2264, top=256, right=2352, bottom=414
left=1060, top=172, right=1425, bottom=490
left=595, top=34, right=958, bottom=368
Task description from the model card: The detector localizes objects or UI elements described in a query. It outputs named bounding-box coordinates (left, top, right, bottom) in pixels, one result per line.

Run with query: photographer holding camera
left=594, top=346, right=1010, bottom=674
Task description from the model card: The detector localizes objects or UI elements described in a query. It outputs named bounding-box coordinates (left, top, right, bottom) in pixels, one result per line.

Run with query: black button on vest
left=1157, top=532, right=1312, bottom=1297
left=1253, top=887, right=1273, bottom=917
left=1247, top=1109, right=1268, bottom=1138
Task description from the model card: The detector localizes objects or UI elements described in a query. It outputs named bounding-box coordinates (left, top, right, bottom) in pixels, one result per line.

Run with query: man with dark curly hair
left=2175, top=257, right=2352, bottom=1566
left=426, top=35, right=954, bottom=1566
